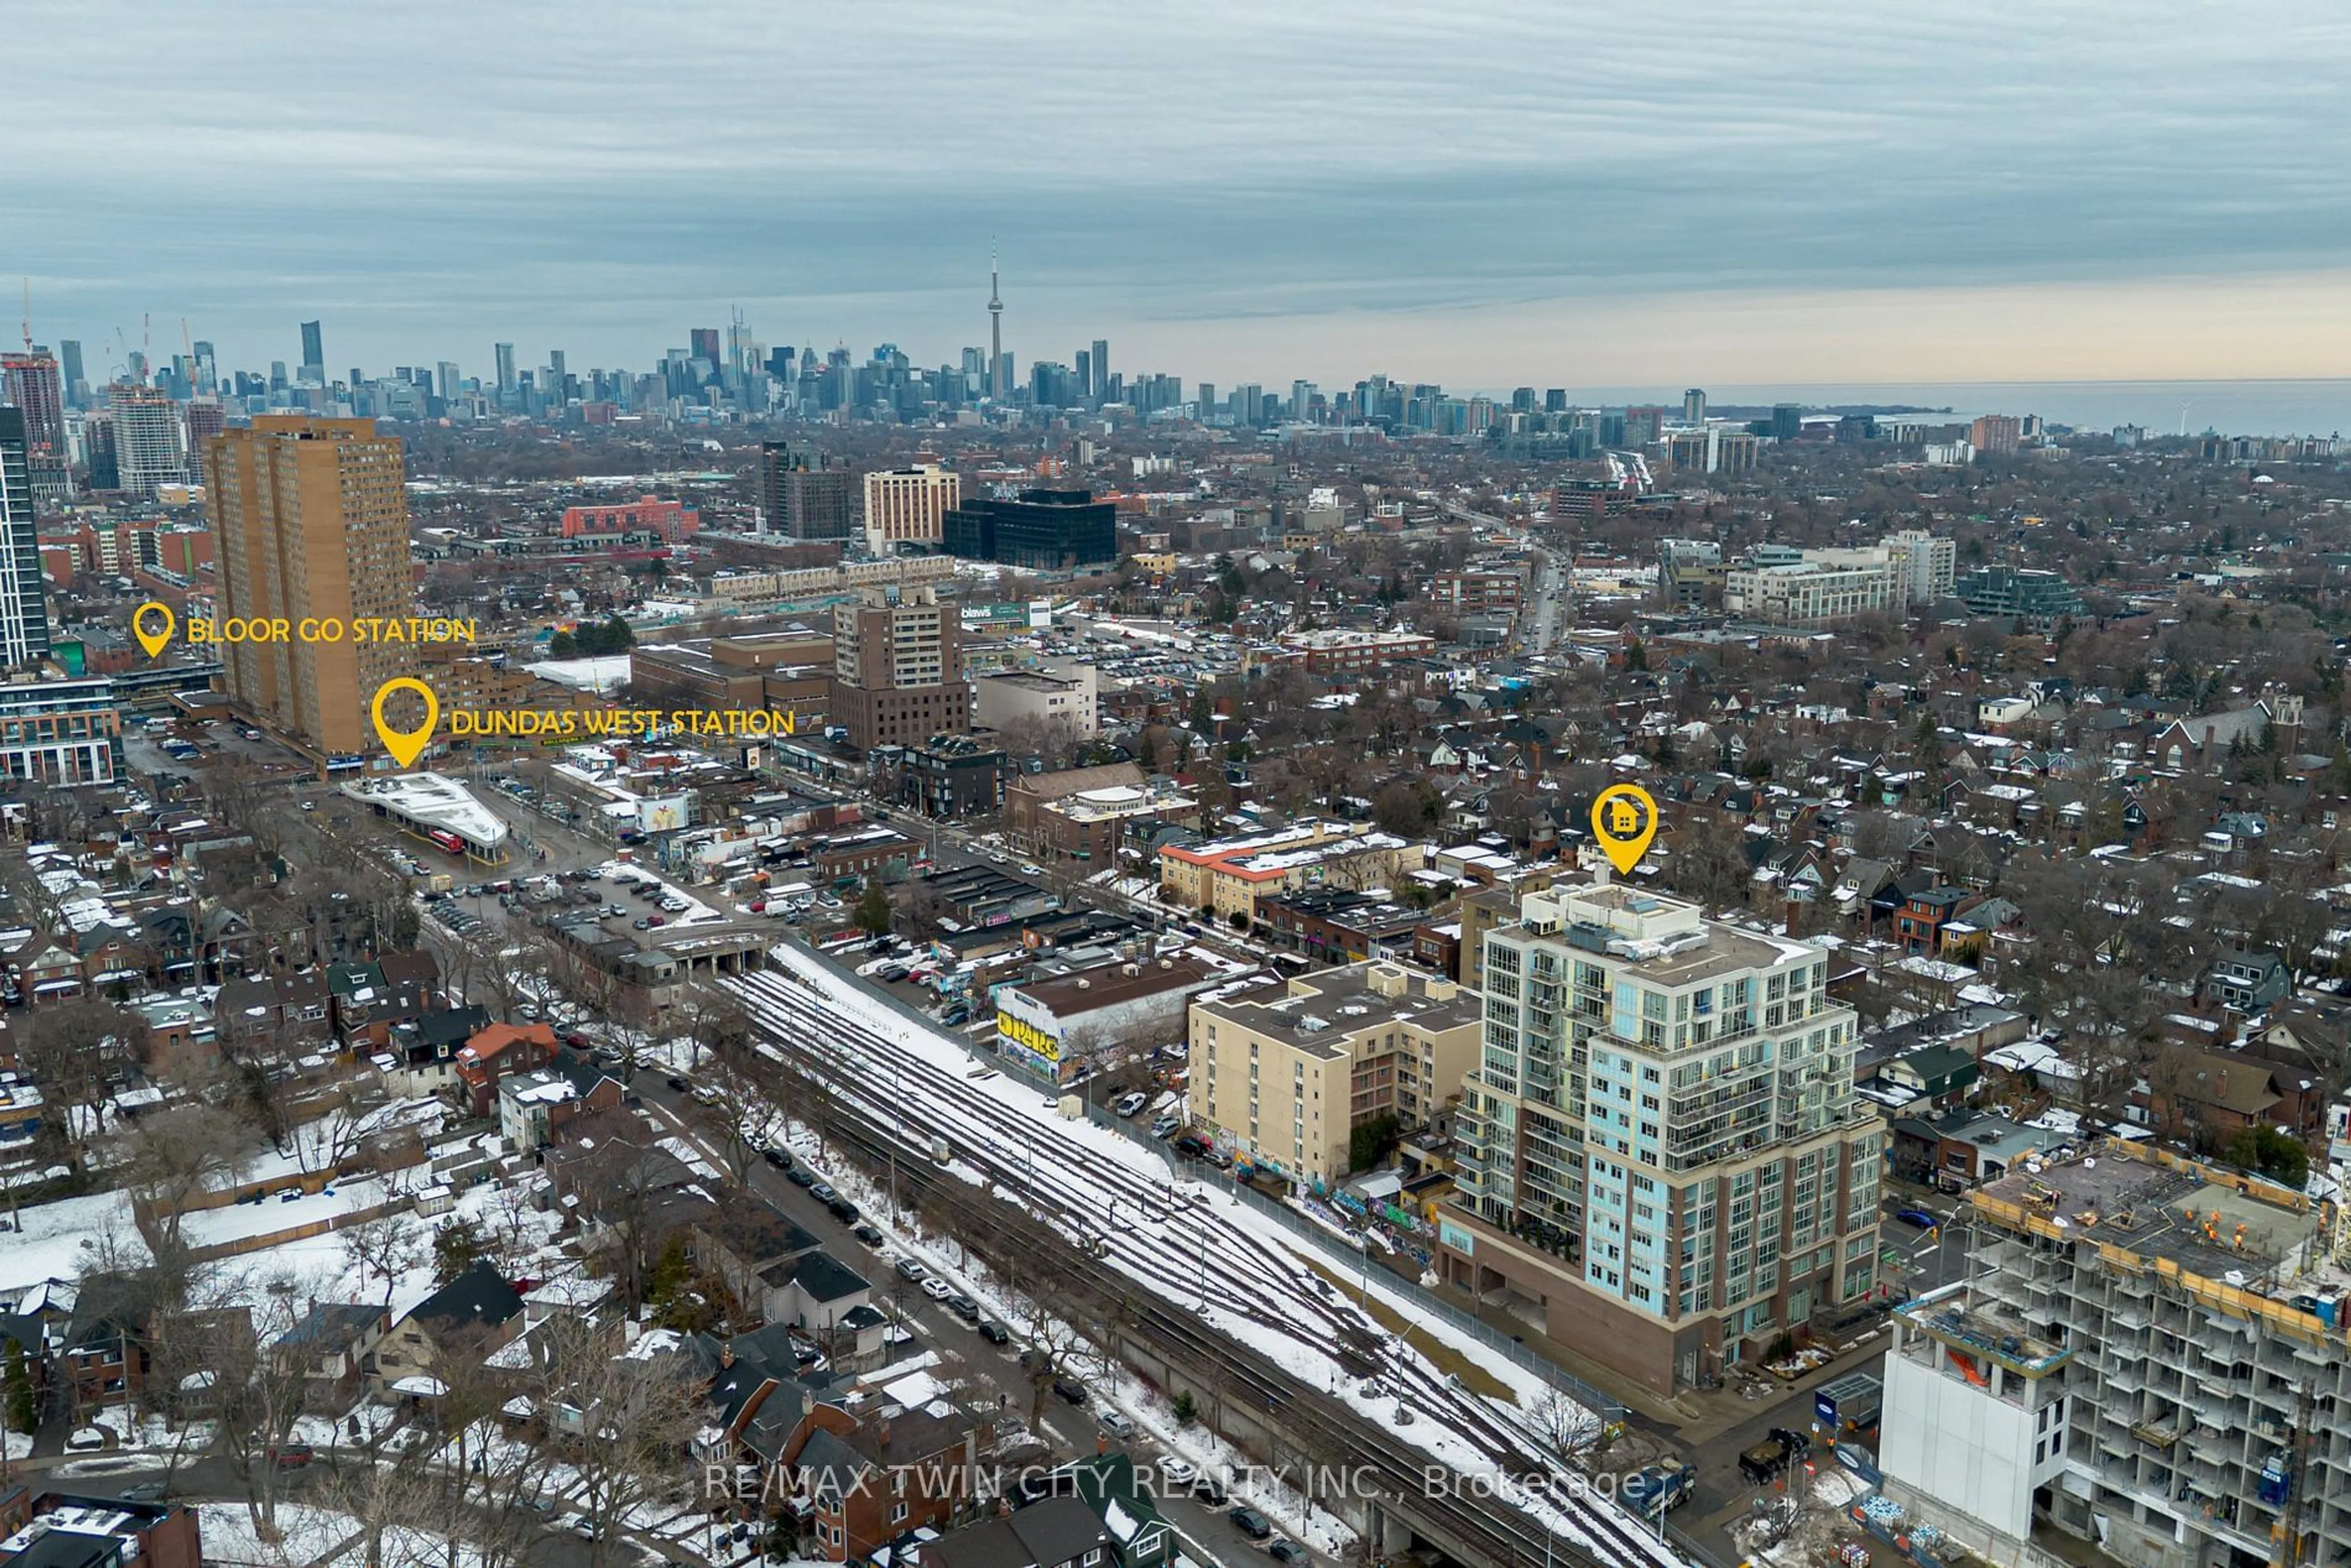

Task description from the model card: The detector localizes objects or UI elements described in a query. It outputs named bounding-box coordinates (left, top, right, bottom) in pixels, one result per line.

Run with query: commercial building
left=972, top=666, right=1097, bottom=738
left=1427, top=570, right=1524, bottom=613
left=1438, top=879, right=1879, bottom=1397
left=828, top=585, right=969, bottom=751
left=559, top=495, right=699, bottom=544
left=203, top=415, right=411, bottom=759
left=1957, top=565, right=2084, bottom=622
left=0, top=671, right=119, bottom=784
left=1157, top=819, right=1415, bottom=923
left=1884, top=528, right=1958, bottom=604
left=1657, top=538, right=1727, bottom=609
left=1879, top=1142, right=2351, bottom=1568
left=110, top=386, right=187, bottom=499
left=0, top=407, right=52, bottom=665
left=757, top=443, right=855, bottom=541
left=1005, top=761, right=1199, bottom=863
left=1251, top=627, right=1439, bottom=676
left=994, top=953, right=1224, bottom=1084
left=941, top=487, right=1116, bottom=571
left=861, top=463, right=960, bottom=555
left=1188, top=961, right=1481, bottom=1185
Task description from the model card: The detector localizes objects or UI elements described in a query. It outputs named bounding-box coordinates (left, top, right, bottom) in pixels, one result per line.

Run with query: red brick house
left=454, top=1022, right=561, bottom=1117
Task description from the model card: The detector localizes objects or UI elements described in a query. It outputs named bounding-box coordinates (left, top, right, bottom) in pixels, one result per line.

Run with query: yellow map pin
left=371, top=677, right=440, bottom=768
left=133, top=601, right=176, bottom=659
left=1591, top=783, right=1659, bottom=875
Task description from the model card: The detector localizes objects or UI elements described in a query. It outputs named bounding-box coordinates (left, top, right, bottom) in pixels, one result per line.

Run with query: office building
left=828, top=585, right=969, bottom=751
left=1188, top=961, right=1481, bottom=1186
left=1438, top=880, right=1878, bottom=1397
left=0, top=408, right=52, bottom=665
left=689, top=327, right=721, bottom=369
left=940, top=487, right=1116, bottom=571
left=203, top=416, right=410, bottom=760
left=0, top=670, right=120, bottom=783
left=1090, top=338, right=1109, bottom=401
left=1657, top=538, right=1727, bottom=609
left=1682, top=388, right=1707, bottom=424
left=1724, top=557, right=1900, bottom=625
left=437, top=361, right=459, bottom=400
left=110, top=386, right=187, bottom=499
left=1878, top=1142, right=2351, bottom=1568
left=756, top=442, right=855, bottom=541
left=58, top=339, right=85, bottom=404
left=862, top=463, right=961, bottom=554
left=493, top=342, right=517, bottom=395
left=1769, top=403, right=1802, bottom=440
left=299, top=320, right=324, bottom=380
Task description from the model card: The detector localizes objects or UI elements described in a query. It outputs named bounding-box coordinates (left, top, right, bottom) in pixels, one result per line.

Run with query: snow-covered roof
left=336, top=772, right=509, bottom=847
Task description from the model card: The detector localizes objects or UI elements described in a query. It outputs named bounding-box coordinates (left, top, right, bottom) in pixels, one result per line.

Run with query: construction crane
left=20, top=277, right=29, bottom=352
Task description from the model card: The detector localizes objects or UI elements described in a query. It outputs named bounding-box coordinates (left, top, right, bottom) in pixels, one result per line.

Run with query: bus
left=424, top=828, right=467, bottom=856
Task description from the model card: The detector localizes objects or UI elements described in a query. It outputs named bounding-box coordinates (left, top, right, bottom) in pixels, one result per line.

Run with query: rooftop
left=1972, top=1142, right=2334, bottom=1304
left=1193, top=960, right=1477, bottom=1059
left=337, top=771, right=509, bottom=847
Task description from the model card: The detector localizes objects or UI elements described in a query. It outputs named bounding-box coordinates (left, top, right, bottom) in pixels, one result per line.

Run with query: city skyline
left=12, top=1, right=2351, bottom=391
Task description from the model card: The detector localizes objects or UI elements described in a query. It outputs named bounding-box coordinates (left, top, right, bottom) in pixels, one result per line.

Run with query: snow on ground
left=0, top=1188, right=143, bottom=1291
left=737, top=948, right=1687, bottom=1568
left=181, top=1177, right=391, bottom=1250
left=601, top=860, right=724, bottom=927
left=3, top=1430, right=29, bottom=1463
left=195, top=1502, right=353, bottom=1568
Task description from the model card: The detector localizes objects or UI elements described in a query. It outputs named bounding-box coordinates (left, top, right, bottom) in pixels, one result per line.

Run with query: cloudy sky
left=13, top=1, right=2351, bottom=391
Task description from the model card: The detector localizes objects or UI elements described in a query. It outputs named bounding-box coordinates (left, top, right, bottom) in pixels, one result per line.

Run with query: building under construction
left=1880, top=1140, right=2351, bottom=1568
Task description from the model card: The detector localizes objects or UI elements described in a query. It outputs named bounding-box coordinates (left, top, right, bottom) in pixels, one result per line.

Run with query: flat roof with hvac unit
left=338, top=771, right=511, bottom=851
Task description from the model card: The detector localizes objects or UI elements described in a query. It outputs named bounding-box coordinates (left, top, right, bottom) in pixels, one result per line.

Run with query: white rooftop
left=338, top=772, right=509, bottom=847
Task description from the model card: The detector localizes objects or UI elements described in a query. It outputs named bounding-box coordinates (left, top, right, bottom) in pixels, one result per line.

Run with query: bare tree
left=527, top=1316, right=703, bottom=1568
left=122, top=1101, right=252, bottom=1261
left=341, top=1214, right=426, bottom=1308
left=16, top=1000, right=142, bottom=1171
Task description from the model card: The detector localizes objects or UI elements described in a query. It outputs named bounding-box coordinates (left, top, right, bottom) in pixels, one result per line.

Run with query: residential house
left=497, top=1051, right=626, bottom=1153
left=375, top=1261, right=525, bottom=1394
left=1895, top=886, right=1970, bottom=955
left=1876, top=1043, right=1984, bottom=1111
left=456, top=1022, right=563, bottom=1117
left=786, top=1386, right=984, bottom=1562
left=272, top=1302, right=391, bottom=1409
left=2150, top=1047, right=2288, bottom=1141
left=918, top=1496, right=1114, bottom=1568
left=0, top=1491, right=203, bottom=1568
left=377, top=1004, right=492, bottom=1100
left=2200, top=944, right=2291, bottom=1016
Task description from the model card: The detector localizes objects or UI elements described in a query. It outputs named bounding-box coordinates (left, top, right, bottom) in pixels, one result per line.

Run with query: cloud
left=11, top=0, right=2351, bottom=380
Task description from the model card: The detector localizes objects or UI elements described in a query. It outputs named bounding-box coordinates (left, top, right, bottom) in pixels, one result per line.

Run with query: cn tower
left=987, top=244, right=1004, bottom=399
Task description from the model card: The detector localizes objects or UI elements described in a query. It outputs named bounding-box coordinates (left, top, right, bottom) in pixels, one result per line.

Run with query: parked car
left=786, top=1166, right=818, bottom=1188
left=896, top=1257, right=929, bottom=1282
left=1097, top=1409, right=1134, bottom=1439
left=977, top=1321, right=1011, bottom=1345
left=1114, top=1091, right=1148, bottom=1119
left=852, top=1224, right=885, bottom=1248
left=827, top=1196, right=860, bottom=1222
left=921, top=1277, right=954, bottom=1300
left=1052, top=1376, right=1089, bottom=1405
left=269, top=1441, right=314, bottom=1469
left=809, top=1183, right=839, bottom=1203
left=1158, top=1457, right=1196, bottom=1487
left=665, top=1075, right=689, bottom=1092
left=1150, top=1115, right=1182, bottom=1139
left=1267, top=1539, right=1307, bottom=1564
left=945, top=1294, right=981, bottom=1321
left=1172, top=1134, right=1210, bottom=1158
left=763, top=1146, right=793, bottom=1170
left=1228, top=1507, right=1273, bottom=1540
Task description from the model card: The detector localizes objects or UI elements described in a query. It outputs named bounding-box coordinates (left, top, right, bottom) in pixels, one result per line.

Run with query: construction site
left=1878, top=1139, right=2351, bottom=1568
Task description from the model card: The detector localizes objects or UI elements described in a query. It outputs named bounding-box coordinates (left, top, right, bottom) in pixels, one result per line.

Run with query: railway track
left=726, top=961, right=1687, bottom=1568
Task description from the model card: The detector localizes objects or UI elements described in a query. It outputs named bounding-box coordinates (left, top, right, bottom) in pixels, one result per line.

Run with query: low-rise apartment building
left=1188, top=961, right=1479, bottom=1187
left=1157, top=819, right=1414, bottom=923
